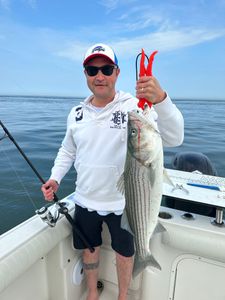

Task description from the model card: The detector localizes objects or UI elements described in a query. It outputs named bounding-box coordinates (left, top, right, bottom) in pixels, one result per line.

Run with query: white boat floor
left=80, top=281, right=137, bottom=300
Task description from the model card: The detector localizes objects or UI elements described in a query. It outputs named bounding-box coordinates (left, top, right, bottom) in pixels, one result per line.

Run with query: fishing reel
left=35, top=203, right=60, bottom=227
left=36, top=202, right=70, bottom=227
left=36, top=205, right=59, bottom=227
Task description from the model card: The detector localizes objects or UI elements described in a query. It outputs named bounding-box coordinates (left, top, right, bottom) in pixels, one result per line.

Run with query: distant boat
left=1, top=168, right=225, bottom=300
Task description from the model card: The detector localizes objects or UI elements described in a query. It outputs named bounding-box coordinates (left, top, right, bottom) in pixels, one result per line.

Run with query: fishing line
left=0, top=120, right=95, bottom=252
left=0, top=143, right=38, bottom=210
left=0, top=132, right=7, bottom=141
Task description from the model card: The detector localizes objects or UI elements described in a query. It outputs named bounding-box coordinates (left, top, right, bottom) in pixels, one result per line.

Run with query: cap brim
left=83, top=54, right=115, bottom=66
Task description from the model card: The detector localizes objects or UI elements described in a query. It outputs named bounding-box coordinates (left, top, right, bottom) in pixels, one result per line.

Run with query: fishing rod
left=0, top=120, right=94, bottom=253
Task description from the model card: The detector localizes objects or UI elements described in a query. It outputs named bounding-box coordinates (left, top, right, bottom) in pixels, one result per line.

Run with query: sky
left=0, top=0, right=225, bottom=99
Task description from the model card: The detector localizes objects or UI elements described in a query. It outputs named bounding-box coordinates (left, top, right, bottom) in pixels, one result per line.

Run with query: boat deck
left=80, top=280, right=138, bottom=300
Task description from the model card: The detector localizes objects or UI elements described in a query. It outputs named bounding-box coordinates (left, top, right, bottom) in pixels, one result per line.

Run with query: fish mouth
left=129, top=109, right=145, bottom=122
left=129, top=109, right=153, bottom=127
left=128, top=109, right=159, bottom=133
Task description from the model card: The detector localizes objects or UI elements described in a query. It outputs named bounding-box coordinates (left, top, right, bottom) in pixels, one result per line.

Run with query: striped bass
left=118, top=105, right=164, bottom=277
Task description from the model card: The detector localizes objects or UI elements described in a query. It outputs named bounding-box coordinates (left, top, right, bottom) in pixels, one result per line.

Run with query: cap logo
left=92, top=46, right=105, bottom=53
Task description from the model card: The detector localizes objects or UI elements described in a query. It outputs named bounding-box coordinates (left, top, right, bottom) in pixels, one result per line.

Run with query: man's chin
left=94, top=88, right=108, bottom=97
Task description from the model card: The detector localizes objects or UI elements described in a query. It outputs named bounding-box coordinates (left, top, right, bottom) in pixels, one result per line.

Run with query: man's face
left=84, top=56, right=120, bottom=101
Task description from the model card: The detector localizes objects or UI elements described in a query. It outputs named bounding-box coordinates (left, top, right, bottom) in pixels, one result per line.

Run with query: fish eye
left=130, top=128, right=137, bottom=136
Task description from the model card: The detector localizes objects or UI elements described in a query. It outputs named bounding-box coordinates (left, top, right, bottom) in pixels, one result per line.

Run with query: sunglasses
left=85, top=65, right=118, bottom=77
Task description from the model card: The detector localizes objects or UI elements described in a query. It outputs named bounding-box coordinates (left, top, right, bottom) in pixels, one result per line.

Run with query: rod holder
left=211, top=207, right=224, bottom=227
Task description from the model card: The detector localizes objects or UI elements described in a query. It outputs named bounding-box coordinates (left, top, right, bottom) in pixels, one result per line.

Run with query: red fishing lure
left=138, top=49, right=158, bottom=110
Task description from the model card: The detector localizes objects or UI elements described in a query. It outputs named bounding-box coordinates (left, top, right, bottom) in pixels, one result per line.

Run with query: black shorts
left=73, top=204, right=134, bottom=257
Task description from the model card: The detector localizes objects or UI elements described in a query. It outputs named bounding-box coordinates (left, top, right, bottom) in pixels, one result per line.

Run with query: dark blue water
left=1, top=96, right=225, bottom=234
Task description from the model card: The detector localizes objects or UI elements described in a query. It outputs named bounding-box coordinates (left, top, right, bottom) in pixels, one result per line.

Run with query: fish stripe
left=123, top=107, right=163, bottom=277
left=125, top=157, right=152, bottom=258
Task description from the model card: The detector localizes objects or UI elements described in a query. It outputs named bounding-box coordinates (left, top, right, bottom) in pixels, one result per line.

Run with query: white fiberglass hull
left=1, top=170, right=225, bottom=300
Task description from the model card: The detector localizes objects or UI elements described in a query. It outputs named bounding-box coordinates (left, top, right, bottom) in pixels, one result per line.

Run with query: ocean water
left=0, top=96, right=225, bottom=234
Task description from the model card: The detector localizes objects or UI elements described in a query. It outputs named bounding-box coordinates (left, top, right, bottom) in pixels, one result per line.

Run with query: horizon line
left=0, top=94, right=225, bottom=101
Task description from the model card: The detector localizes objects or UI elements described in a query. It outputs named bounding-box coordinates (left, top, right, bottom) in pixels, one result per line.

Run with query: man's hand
left=136, top=76, right=166, bottom=104
left=41, top=179, right=59, bottom=201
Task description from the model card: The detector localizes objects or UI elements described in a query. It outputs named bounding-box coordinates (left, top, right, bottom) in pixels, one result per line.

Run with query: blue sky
left=0, top=0, right=225, bottom=99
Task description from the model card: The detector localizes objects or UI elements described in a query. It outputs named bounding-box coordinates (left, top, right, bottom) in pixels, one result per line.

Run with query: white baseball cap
left=83, top=43, right=118, bottom=66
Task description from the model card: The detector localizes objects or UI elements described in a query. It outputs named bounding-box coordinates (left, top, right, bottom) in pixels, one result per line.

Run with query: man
left=41, top=43, right=184, bottom=300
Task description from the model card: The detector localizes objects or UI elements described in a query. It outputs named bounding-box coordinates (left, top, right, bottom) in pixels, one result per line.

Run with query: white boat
left=1, top=168, right=225, bottom=300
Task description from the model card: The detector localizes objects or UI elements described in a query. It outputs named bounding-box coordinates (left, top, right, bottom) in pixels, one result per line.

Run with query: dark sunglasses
left=85, top=65, right=118, bottom=76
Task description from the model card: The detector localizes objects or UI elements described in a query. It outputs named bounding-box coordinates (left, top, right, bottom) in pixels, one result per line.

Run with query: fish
left=117, top=104, right=164, bottom=277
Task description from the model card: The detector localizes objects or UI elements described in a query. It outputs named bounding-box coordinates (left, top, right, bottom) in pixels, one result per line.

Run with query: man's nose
left=95, top=70, right=105, bottom=79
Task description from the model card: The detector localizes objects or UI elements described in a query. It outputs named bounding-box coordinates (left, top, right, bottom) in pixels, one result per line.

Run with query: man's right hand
left=41, top=179, right=59, bottom=201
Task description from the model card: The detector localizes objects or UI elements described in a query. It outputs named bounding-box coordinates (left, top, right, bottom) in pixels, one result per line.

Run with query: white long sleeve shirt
left=50, top=91, right=184, bottom=212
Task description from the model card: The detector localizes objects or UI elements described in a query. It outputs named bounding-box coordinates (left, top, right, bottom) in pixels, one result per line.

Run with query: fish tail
left=132, top=254, right=161, bottom=278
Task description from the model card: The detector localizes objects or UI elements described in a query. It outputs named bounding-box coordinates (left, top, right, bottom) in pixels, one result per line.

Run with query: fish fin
left=121, top=210, right=134, bottom=236
left=117, top=173, right=125, bottom=195
left=163, top=168, right=176, bottom=187
left=147, top=168, right=155, bottom=187
left=152, top=222, right=170, bottom=245
left=133, top=254, right=161, bottom=278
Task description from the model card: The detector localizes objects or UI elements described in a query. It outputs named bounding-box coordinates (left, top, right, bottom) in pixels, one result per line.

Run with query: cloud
left=2, top=1, right=225, bottom=67
left=0, top=0, right=10, bottom=10
left=98, top=0, right=119, bottom=12
left=98, top=0, right=137, bottom=13
left=25, top=0, right=37, bottom=9
left=117, top=28, right=225, bottom=55
left=56, top=27, right=225, bottom=62
left=118, top=10, right=164, bottom=32
left=117, top=1, right=225, bottom=35
left=0, top=0, right=37, bottom=10
left=56, top=42, right=88, bottom=62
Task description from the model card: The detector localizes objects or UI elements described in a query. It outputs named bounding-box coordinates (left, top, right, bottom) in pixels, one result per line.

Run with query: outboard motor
left=164, top=152, right=217, bottom=216
left=172, top=152, right=217, bottom=176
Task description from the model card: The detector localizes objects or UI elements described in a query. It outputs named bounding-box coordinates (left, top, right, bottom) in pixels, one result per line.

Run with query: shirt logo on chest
left=110, top=110, right=127, bottom=129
